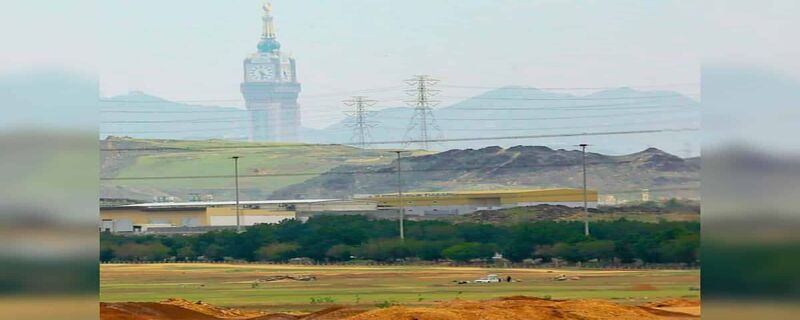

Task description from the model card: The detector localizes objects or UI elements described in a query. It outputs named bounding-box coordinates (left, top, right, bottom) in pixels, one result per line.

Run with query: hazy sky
left=98, top=0, right=703, bottom=128
left=2, top=1, right=799, bottom=129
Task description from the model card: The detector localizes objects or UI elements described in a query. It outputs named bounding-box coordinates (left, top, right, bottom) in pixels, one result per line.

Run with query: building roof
left=367, top=188, right=596, bottom=198
left=116, top=199, right=339, bottom=209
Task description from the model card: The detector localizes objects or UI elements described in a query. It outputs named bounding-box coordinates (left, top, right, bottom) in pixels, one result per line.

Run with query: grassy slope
left=100, top=264, right=699, bottom=313
left=102, top=138, right=427, bottom=200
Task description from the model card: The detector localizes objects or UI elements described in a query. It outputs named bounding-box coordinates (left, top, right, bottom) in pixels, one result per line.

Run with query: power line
left=100, top=119, right=697, bottom=135
left=400, top=128, right=697, bottom=145
left=374, top=116, right=697, bottom=133
left=440, top=83, right=700, bottom=91
left=98, top=86, right=406, bottom=104
left=100, top=96, right=696, bottom=114
left=437, top=94, right=689, bottom=101
left=99, top=101, right=694, bottom=118
left=100, top=108, right=249, bottom=114
left=99, top=108, right=698, bottom=128
left=382, top=108, right=697, bottom=122
left=101, top=159, right=640, bottom=181
left=408, top=118, right=699, bottom=132
left=101, top=117, right=251, bottom=124
left=99, top=127, right=699, bottom=152
left=100, top=125, right=248, bottom=134
left=446, top=103, right=695, bottom=112
left=98, top=83, right=697, bottom=105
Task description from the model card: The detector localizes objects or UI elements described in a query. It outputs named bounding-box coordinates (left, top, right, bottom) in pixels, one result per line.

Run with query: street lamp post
left=578, top=144, right=589, bottom=236
left=391, top=151, right=407, bottom=240
left=232, top=156, right=241, bottom=233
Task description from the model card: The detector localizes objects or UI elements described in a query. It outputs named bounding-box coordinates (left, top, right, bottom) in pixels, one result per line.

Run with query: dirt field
left=101, top=296, right=700, bottom=320
left=101, top=263, right=699, bottom=315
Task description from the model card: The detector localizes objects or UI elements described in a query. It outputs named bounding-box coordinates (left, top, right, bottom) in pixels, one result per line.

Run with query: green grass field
left=100, top=263, right=700, bottom=313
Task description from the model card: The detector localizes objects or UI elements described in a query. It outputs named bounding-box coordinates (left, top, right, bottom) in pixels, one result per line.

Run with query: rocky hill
left=272, top=146, right=699, bottom=201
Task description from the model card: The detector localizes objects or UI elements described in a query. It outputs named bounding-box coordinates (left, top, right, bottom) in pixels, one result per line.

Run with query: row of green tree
left=100, top=216, right=699, bottom=263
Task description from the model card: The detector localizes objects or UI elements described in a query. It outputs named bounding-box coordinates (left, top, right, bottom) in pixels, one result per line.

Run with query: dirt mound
left=641, top=299, right=701, bottom=317
left=102, top=297, right=699, bottom=320
left=348, top=297, right=668, bottom=320
left=250, top=313, right=301, bottom=320
left=645, top=299, right=700, bottom=308
left=160, top=298, right=258, bottom=318
left=300, top=306, right=367, bottom=320
left=100, top=302, right=221, bottom=320
left=496, top=296, right=562, bottom=302
left=249, top=306, right=366, bottom=320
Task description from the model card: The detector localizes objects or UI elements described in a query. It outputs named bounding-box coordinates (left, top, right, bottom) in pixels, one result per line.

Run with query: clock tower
left=241, top=3, right=301, bottom=142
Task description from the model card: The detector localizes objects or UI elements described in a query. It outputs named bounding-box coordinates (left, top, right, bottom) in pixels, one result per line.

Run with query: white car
left=474, top=274, right=501, bottom=283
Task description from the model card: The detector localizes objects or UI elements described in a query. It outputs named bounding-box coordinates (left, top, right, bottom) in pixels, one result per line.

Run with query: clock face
left=247, top=64, right=274, bottom=81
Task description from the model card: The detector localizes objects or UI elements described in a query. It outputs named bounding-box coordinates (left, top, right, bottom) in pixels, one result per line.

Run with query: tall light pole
left=391, top=150, right=408, bottom=240
left=232, top=156, right=241, bottom=233
left=578, top=144, right=590, bottom=236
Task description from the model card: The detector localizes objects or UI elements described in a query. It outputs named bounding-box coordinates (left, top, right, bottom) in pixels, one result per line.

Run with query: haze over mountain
left=101, top=91, right=249, bottom=140
left=308, top=86, right=699, bottom=155
left=0, top=70, right=97, bottom=129
left=102, top=86, right=699, bottom=156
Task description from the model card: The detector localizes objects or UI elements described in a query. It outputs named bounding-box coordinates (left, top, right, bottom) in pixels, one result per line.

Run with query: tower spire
left=257, top=2, right=281, bottom=52
left=262, top=2, right=276, bottom=39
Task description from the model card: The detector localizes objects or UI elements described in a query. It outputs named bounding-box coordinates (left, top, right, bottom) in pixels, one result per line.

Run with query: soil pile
left=348, top=296, right=670, bottom=320
left=249, top=306, right=360, bottom=320
left=645, top=299, right=700, bottom=308
left=101, top=297, right=699, bottom=320
left=100, top=302, right=221, bottom=320
left=643, top=299, right=701, bottom=317
left=250, top=313, right=300, bottom=320
left=160, top=298, right=260, bottom=318
left=300, top=306, right=368, bottom=320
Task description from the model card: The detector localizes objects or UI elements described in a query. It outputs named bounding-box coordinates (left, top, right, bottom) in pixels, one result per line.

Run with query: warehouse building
left=365, top=188, right=597, bottom=216
left=100, top=199, right=376, bottom=233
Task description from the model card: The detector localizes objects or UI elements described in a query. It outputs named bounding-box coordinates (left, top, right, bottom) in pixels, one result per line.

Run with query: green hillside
left=101, top=137, right=427, bottom=201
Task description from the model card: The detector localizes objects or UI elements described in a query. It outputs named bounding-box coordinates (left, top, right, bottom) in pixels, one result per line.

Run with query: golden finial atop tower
left=260, top=2, right=276, bottom=40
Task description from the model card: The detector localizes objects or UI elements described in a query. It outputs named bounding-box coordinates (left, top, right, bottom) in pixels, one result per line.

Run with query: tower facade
left=241, top=3, right=301, bottom=142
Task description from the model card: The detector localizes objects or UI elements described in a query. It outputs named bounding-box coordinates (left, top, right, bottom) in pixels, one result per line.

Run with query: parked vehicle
left=474, top=274, right=500, bottom=283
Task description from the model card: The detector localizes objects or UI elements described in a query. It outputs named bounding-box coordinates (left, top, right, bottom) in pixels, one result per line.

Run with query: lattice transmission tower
left=403, top=75, right=442, bottom=150
left=343, top=96, right=378, bottom=150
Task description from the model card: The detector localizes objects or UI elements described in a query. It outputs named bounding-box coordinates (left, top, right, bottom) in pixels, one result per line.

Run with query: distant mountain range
left=272, top=145, right=700, bottom=202
left=100, top=91, right=250, bottom=140
left=101, top=86, right=699, bottom=156
left=306, top=86, right=699, bottom=155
